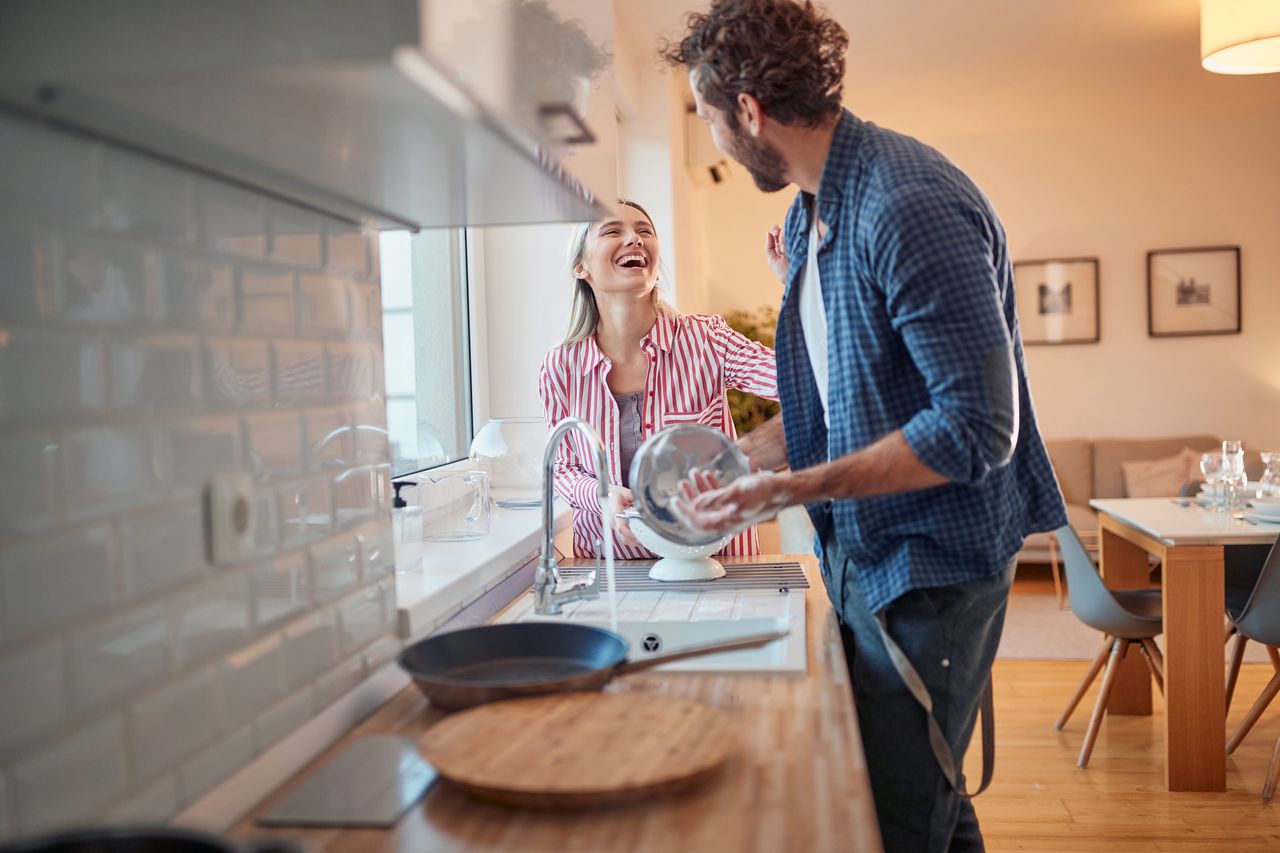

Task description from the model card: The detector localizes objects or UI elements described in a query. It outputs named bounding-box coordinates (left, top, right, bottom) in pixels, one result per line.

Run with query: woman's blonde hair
left=562, top=199, right=662, bottom=345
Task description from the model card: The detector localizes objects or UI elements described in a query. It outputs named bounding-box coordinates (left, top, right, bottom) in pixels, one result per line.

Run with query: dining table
left=1089, top=497, right=1279, bottom=792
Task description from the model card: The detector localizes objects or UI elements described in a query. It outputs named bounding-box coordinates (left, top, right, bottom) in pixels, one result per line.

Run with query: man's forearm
left=738, top=415, right=789, bottom=472
left=786, top=429, right=947, bottom=504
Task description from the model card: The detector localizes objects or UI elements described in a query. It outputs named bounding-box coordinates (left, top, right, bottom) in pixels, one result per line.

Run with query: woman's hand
left=608, top=485, right=642, bottom=549
left=765, top=224, right=788, bottom=283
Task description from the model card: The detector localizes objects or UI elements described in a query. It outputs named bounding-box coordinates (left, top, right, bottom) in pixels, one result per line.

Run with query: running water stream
left=600, top=494, right=619, bottom=633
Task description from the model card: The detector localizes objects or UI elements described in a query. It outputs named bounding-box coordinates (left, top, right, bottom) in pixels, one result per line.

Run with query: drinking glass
left=1257, top=451, right=1280, bottom=500
left=1221, top=440, right=1247, bottom=512
left=1200, top=452, right=1222, bottom=511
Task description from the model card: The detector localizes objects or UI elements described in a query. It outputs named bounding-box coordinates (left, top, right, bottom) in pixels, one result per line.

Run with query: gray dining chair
left=1223, top=542, right=1280, bottom=717
left=1052, top=525, right=1165, bottom=768
left=1223, top=539, right=1280, bottom=801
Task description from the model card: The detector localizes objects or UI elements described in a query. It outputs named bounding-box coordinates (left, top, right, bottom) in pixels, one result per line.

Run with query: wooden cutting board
left=417, top=692, right=738, bottom=808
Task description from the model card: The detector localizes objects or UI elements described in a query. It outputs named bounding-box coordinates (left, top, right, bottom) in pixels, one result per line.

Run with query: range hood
left=0, top=0, right=611, bottom=229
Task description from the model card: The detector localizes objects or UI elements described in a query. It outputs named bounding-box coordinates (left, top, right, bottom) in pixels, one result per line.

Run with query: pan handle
left=612, top=629, right=790, bottom=675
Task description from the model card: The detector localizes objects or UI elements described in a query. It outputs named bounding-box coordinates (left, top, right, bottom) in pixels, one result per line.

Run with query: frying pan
left=398, top=622, right=789, bottom=711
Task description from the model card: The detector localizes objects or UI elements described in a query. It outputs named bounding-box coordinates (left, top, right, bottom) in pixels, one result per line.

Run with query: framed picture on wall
left=1147, top=246, right=1241, bottom=337
left=1012, top=257, right=1100, bottom=345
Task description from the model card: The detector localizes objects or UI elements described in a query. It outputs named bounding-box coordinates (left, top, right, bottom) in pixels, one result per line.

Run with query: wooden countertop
left=231, top=555, right=882, bottom=852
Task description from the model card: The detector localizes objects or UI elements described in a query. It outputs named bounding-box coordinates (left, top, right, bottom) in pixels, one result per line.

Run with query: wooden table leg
left=1098, top=527, right=1153, bottom=715
left=1163, top=545, right=1226, bottom=792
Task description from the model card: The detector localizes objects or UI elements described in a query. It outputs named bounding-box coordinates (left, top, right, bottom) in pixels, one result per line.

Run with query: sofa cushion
left=1121, top=448, right=1202, bottom=498
left=1092, top=435, right=1220, bottom=500
left=1018, top=503, right=1097, bottom=562
left=1045, top=439, right=1093, bottom=507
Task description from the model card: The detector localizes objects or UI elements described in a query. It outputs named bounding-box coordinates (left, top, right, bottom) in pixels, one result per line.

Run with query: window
left=379, top=229, right=472, bottom=477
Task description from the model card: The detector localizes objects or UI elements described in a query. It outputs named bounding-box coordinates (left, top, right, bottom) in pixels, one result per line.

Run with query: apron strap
left=874, top=612, right=995, bottom=798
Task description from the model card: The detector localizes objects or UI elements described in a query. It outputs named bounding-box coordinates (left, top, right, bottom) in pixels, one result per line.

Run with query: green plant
left=722, top=305, right=781, bottom=435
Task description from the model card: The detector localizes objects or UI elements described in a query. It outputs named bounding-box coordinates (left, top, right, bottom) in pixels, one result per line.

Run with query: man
left=661, top=2, right=1068, bottom=851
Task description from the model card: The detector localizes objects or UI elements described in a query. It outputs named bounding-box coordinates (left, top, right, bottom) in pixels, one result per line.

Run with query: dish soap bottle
left=391, top=479, right=422, bottom=567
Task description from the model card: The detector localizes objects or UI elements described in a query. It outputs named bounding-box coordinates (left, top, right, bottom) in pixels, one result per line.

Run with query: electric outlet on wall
left=205, top=472, right=257, bottom=565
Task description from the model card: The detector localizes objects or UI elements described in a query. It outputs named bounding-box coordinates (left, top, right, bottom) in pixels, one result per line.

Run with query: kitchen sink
left=499, top=587, right=806, bottom=673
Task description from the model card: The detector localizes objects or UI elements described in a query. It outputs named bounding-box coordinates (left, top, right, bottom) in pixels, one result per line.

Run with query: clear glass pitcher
left=422, top=470, right=491, bottom=541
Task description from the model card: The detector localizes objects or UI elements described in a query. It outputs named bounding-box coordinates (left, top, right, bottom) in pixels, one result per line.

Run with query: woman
left=538, top=200, right=779, bottom=558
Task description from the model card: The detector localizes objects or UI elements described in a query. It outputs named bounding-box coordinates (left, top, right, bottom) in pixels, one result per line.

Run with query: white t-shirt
left=797, top=210, right=830, bottom=429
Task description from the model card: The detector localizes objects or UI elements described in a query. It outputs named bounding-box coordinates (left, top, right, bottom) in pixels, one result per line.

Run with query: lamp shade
left=1201, top=0, right=1280, bottom=74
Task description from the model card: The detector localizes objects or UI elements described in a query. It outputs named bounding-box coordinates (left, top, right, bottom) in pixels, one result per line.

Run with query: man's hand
left=673, top=469, right=795, bottom=536
left=765, top=224, right=789, bottom=283
left=608, top=485, right=642, bottom=549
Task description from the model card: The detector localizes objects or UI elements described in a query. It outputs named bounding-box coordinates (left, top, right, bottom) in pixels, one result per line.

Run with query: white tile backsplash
left=0, top=105, right=391, bottom=837
left=282, top=609, right=339, bottom=690
left=250, top=551, right=311, bottom=633
left=172, top=571, right=251, bottom=669
left=106, top=773, right=179, bottom=824
left=312, top=654, right=364, bottom=711
left=243, top=412, right=304, bottom=480
left=0, top=218, right=55, bottom=321
left=1, top=526, right=116, bottom=643
left=252, top=689, right=312, bottom=755
left=196, top=181, right=266, bottom=260
left=130, top=666, right=224, bottom=779
left=279, top=476, right=333, bottom=547
left=12, top=715, right=130, bottom=834
left=326, top=342, right=375, bottom=403
left=0, top=640, right=68, bottom=758
left=120, top=503, right=210, bottom=599
left=274, top=341, right=328, bottom=406
left=0, top=432, right=57, bottom=536
left=268, top=203, right=323, bottom=269
left=220, top=634, right=285, bottom=727
left=111, top=334, right=203, bottom=412
left=202, top=338, right=272, bottom=410
left=240, top=266, right=297, bottom=335
left=54, top=232, right=150, bottom=325
left=153, top=253, right=235, bottom=330
left=305, top=407, right=353, bottom=471
left=0, top=329, right=107, bottom=426
left=310, top=535, right=360, bottom=604
left=337, top=585, right=386, bottom=655
left=165, top=417, right=242, bottom=499
left=300, top=272, right=351, bottom=335
left=71, top=604, right=170, bottom=712
left=62, top=426, right=157, bottom=521
left=177, top=724, right=253, bottom=808
left=324, top=222, right=369, bottom=278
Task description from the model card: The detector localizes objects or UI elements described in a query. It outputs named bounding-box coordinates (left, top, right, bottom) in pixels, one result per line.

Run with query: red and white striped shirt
left=538, top=301, right=779, bottom=559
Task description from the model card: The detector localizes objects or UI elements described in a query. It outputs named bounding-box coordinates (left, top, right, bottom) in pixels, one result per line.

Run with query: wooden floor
left=973, top=659, right=1280, bottom=851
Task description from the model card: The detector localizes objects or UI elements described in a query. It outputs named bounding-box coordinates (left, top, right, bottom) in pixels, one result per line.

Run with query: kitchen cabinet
left=0, top=0, right=613, bottom=229
left=423, top=0, right=618, bottom=207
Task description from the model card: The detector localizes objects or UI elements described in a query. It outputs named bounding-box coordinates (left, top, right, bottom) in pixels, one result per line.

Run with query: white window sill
left=393, top=499, right=572, bottom=639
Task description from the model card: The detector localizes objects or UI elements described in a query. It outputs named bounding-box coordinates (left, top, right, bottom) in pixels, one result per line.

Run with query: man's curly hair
left=660, top=0, right=847, bottom=129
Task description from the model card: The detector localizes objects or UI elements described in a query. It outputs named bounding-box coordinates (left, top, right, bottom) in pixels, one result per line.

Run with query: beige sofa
left=1018, top=434, right=1224, bottom=565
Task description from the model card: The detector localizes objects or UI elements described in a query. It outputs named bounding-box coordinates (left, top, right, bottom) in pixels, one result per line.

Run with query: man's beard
left=729, top=126, right=789, bottom=193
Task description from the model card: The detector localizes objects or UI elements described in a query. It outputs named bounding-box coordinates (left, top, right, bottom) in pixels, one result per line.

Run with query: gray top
left=613, top=391, right=644, bottom=488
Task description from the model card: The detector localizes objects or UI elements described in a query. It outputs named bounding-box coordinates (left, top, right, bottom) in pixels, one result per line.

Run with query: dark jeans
left=822, top=531, right=1014, bottom=853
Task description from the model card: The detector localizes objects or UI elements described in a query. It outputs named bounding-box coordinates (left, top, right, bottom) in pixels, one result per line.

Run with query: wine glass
left=1257, top=451, right=1280, bottom=500
left=1200, top=452, right=1224, bottom=512
left=1221, top=440, right=1247, bottom=512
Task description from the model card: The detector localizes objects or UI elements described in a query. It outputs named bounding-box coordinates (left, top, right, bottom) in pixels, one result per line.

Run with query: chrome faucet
left=536, top=416, right=608, bottom=614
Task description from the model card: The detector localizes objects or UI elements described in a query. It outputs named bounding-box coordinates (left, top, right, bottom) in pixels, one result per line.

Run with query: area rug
left=996, top=593, right=1271, bottom=662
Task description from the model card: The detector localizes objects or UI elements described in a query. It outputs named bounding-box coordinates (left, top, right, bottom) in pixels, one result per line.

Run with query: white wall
left=685, top=81, right=1280, bottom=451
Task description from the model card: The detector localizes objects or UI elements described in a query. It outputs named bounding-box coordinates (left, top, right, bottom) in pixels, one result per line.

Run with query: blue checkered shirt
left=778, top=110, right=1067, bottom=614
